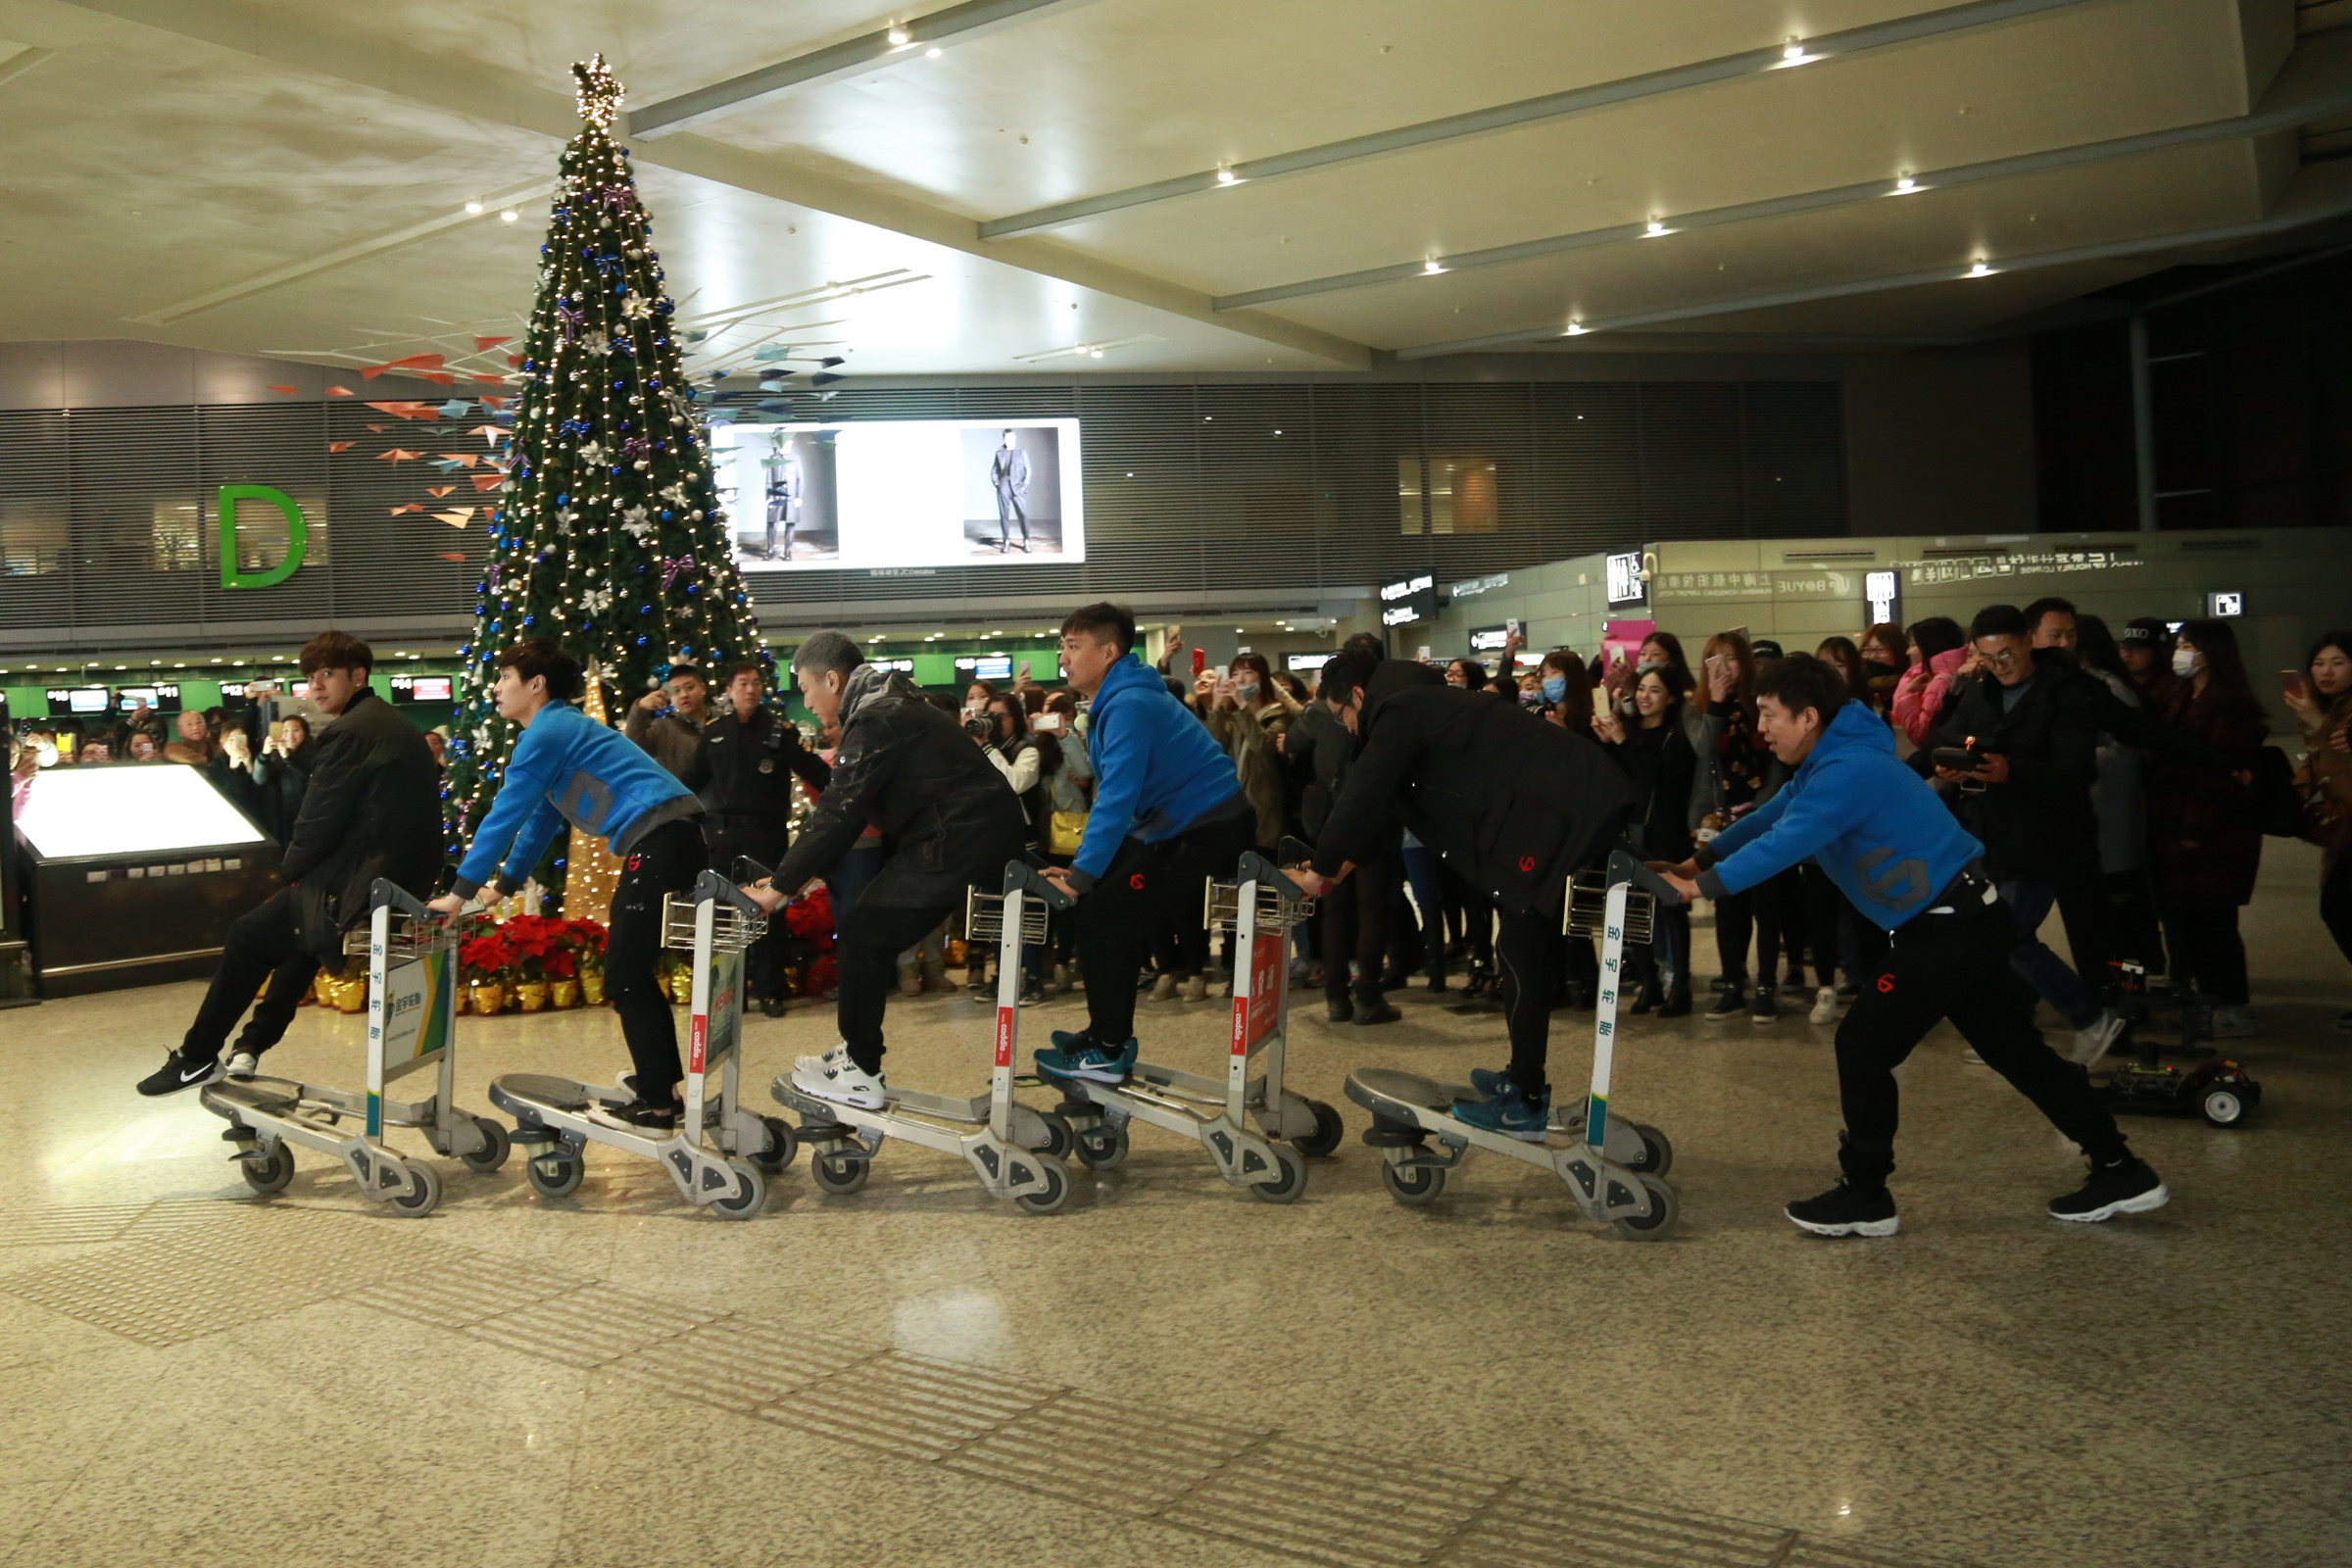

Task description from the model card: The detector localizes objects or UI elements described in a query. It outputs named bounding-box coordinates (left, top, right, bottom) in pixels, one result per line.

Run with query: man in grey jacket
left=989, top=429, right=1031, bottom=553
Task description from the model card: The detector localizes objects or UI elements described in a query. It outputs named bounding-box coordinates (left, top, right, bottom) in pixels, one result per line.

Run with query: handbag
left=1048, top=809, right=1089, bottom=856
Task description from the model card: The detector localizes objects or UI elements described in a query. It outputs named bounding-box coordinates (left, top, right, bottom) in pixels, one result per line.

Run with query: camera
left=962, top=713, right=995, bottom=740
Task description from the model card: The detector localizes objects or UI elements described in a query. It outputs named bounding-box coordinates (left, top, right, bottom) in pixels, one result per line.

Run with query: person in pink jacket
left=1892, top=617, right=1969, bottom=748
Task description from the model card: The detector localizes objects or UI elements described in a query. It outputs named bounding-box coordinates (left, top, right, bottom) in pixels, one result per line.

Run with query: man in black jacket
left=1287, top=661, right=1400, bottom=1025
left=1292, top=651, right=1635, bottom=1140
left=136, top=631, right=442, bottom=1096
left=746, top=631, right=1025, bottom=1109
left=1915, top=604, right=2123, bottom=1064
left=696, top=661, right=831, bottom=1013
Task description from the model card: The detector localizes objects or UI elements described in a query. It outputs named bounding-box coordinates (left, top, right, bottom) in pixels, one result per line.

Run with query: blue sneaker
left=1452, top=1081, right=1551, bottom=1143
left=1035, top=1033, right=1138, bottom=1085
left=1465, top=1064, right=1515, bottom=1098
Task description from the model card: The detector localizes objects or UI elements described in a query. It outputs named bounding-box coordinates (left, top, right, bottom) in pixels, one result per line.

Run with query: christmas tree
left=443, top=55, right=771, bottom=899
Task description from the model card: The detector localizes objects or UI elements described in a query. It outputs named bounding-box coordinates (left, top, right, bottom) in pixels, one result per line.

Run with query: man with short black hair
left=1917, top=604, right=2123, bottom=1064
left=697, top=660, right=830, bottom=1013
left=1289, top=654, right=1399, bottom=1025
left=625, top=662, right=710, bottom=781
left=2023, top=596, right=2078, bottom=653
left=1651, top=654, right=2165, bottom=1234
left=1031, top=603, right=1257, bottom=1086
left=136, top=630, right=441, bottom=1096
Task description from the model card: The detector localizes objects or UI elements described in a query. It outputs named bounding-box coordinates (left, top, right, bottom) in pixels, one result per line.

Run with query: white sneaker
left=1961, top=1047, right=1986, bottom=1065
left=1808, top=987, right=1838, bottom=1026
left=2070, top=1007, right=2128, bottom=1066
left=794, top=1042, right=850, bottom=1076
left=1180, top=974, right=1209, bottom=1003
left=2208, top=1005, right=2259, bottom=1039
left=791, top=1055, right=886, bottom=1110
left=224, top=1051, right=260, bottom=1080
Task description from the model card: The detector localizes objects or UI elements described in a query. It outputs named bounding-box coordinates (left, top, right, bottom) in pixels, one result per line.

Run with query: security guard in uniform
left=698, top=660, right=832, bottom=1012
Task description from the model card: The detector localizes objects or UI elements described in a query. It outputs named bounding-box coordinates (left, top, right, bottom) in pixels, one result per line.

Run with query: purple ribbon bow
left=661, top=555, right=693, bottom=591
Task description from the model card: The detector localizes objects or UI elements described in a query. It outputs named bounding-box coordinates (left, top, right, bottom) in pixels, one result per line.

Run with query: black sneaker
left=588, top=1098, right=679, bottom=1133
left=1705, top=985, right=1746, bottom=1021
left=1353, top=998, right=1401, bottom=1026
left=1750, top=985, right=1778, bottom=1025
left=2048, top=1156, right=2168, bottom=1223
left=136, top=1050, right=222, bottom=1097
left=1325, top=992, right=1354, bottom=1023
left=1786, top=1180, right=1899, bottom=1237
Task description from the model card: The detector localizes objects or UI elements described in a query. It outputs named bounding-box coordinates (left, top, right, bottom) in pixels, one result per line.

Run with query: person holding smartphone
left=1649, top=655, right=2166, bottom=1236
left=2284, top=632, right=2352, bottom=1022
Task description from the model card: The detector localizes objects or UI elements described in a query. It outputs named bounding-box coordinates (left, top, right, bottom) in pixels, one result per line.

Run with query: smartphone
left=2282, top=670, right=2307, bottom=701
left=1017, top=661, right=1031, bottom=681
left=1590, top=687, right=1611, bottom=721
left=1191, top=648, right=1206, bottom=676
left=1931, top=746, right=1980, bottom=771
left=1505, top=617, right=1521, bottom=637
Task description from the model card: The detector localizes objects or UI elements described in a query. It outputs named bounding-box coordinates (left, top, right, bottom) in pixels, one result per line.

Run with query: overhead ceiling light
left=499, top=209, right=518, bottom=222
left=1781, top=36, right=1811, bottom=64
left=1893, top=174, right=1919, bottom=194
left=1644, top=219, right=1668, bottom=237
left=925, top=46, right=941, bottom=58
left=1215, top=167, right=1240, bottom=186
left=465, top=200, right=484, bottom=215
left=1090, top=348, right=1103, bottom=358
left=1564, top=320, right=1587, bottom=336
left=1423, top=258, right=1446, bottom=274
left=1967, top=260, right=1995, bottom=277
left=887, top=24, right=910, bottom=45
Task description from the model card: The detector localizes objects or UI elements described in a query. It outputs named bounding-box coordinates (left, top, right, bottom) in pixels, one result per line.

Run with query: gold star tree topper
left=572, top=54, right=623, bottom=127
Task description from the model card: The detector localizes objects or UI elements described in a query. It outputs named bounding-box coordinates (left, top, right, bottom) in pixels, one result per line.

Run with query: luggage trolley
left=771, top=861, right=1076, bottom=1214
left=1047, top=849, right=1346, bottom=1202
left=200, top=880, right=510, bottom=1217
left=1346, top=848, right=1681, bottom=1239
left=490, top=871, right=793, bottom=1219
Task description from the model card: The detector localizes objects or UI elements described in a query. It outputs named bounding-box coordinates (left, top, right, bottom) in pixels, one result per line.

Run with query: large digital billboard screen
left=712, top=417, right=1084, bottom=572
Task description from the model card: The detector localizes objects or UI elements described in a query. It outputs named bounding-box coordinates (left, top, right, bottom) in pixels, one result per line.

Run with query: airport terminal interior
left=3, top=3, right=2350, bottom=1566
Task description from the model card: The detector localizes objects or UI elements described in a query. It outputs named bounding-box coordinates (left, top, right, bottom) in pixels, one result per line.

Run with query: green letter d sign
left=219, top=483, right=308, bottom=590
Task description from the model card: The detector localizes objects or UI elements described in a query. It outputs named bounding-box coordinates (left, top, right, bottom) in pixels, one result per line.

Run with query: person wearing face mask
left=2144, top=620, right=2270, bottom=1036
left=2117, top=617, right=2184, bottom=710
left=2283, top=630, right=2352, bottom=1023
left=1858, top=623, right=1910, bottom=723
left=1200, top=653, right=1302, bottom=856
left=1593, top=665, right=1706, bottom=1015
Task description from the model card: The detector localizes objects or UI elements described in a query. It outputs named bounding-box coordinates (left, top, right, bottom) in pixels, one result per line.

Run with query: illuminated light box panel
left=15, top=764, right=268, bottom=860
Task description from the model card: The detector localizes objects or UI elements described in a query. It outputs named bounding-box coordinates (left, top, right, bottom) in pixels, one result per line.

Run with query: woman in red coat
left=2146, top=618, right=2268, bottom=1035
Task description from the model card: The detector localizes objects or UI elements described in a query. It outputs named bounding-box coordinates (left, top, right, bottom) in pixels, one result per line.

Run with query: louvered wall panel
left=0, top=411, right=74, bottom=629
left=0, top=378, right=1843, bottom=648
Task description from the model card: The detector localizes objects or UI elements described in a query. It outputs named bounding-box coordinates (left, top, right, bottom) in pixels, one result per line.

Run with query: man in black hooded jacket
left=1292, top=650, right=1635, bottom=1140
left=747, top=631, right=1026, bottom=1109
left=136, top=630, right=441, bottom=1096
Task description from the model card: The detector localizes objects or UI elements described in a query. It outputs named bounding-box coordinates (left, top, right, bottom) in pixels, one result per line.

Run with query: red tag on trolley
left=995, top=1005, right=1016, bottom=1069
left=1231, top=933, right=1283, bottom=1055
left=688, top=1013, right=708, bottom=1075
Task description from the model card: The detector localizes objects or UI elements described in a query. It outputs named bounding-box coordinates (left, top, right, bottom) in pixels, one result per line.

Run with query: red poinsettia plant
left=500, top=914, right=571, bottom=982
left=542, top=947, right=578, bottom=981
left=782, top=884, right=836, bottom=952
left=565, top=918, right=609, bottom=972
left=458, top=933, right=514, bottom=983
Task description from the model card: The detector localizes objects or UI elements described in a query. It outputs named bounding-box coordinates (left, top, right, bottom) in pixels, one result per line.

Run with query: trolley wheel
left=527, top=1152, right=584, bottom=1200
left=1610, top=1175, right=1679, bottom=1242
left=2200, top=1087, right=2247, bottom=1128
left=1250, top=1149, right=1308, bottom=1204
left=1627, top=1122, right=1674, bottom=1177
left=461, top=1117, right=512, bottom=1175
left=1012, top=1157, right=1070, bottom=1216
left=1033, top=1110, right=1075, bottom=1160
left=751, top=1116, right=798, bottom=1175
left=710, top=1162, right=766, bottom=1219
left=810, top=1149, right=870, bottom=1196
left=388, top=1161, right=441, bottom=1219
left=1073, top=1122, right=1129, bottom=1171
left=241, top=1141, right=295, bottom=1196
left=1381, top=1156, right=1446, bottom=1206
left=1292, top=1100, right=1347, bottom=1158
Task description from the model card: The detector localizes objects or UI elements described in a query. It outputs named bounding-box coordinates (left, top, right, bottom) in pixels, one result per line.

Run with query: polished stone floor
left=2, top=843, right=2346, bottom=1568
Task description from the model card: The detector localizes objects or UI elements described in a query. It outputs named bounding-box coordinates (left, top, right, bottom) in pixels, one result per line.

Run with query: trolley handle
left=370, top=879, right=435, bottom=919
left=732, top=854, right=774, bottom=885
left=1606, top=848, right=1686, bottom=906
left=1002, top=859, right=1076, bottom=911
left=1237, top=851, right=1308, bottom=902
left=693, top=868, right=768, bottom=917
left=1272, top=833, right=1343, bottom=893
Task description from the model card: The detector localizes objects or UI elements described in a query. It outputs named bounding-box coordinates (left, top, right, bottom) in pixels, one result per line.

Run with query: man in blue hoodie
left=1035, top=603, right=1255, bottom=1085
left=1651, top=654, right=2167, bottom=1236
left=428, top=639, right=705, bottom=1131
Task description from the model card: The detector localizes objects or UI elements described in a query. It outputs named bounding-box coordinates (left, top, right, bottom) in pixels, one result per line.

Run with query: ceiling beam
left=629, top=0, right=1103, bottom=140
left=977, top=0, right=2111, bottom=241
left=1215, top=29, right=2352, bottom=313
left=1394, top=163, right=2352, bottom=359
left=55, top=0, right=1370, bottom=368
